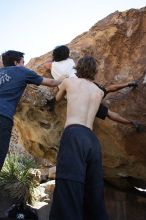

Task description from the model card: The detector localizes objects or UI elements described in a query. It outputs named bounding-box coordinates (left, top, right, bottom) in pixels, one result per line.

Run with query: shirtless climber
left=49, top=55, right=109, bottom=220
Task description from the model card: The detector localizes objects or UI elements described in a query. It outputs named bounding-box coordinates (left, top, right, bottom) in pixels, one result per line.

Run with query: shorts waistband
left=64, top=124, right=92, bottom=132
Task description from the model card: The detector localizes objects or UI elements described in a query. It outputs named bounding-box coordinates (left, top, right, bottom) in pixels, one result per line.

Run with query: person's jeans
left=0, top=115, right=13, bottom=171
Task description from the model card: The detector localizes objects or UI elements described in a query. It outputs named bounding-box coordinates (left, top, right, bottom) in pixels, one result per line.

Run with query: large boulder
left=11, top=7, right=146, bottom=190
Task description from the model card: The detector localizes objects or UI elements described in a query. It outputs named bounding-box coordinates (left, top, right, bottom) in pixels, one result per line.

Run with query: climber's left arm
left=107, top=110, right=133, bottom=124
left=105, top=81, right=138, bottom=93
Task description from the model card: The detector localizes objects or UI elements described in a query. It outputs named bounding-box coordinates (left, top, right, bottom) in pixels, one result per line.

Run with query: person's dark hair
left=76, top=56, right=97, bottom=80
left=2, top=50, right=24, bottom=67
left=53, top=45, right=70, bottom=62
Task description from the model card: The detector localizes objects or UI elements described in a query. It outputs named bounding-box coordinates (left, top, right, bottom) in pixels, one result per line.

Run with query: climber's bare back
left=56, top=78, right=104, bottom=130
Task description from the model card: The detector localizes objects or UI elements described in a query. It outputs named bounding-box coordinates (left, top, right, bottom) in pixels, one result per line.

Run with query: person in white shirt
left=44, top=45, right=77, bottom=79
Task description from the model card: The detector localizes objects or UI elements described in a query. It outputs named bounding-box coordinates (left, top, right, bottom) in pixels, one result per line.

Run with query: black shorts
left=56, top=124, right=103, bottom=184
left=96, top=104, right=108, bottom=120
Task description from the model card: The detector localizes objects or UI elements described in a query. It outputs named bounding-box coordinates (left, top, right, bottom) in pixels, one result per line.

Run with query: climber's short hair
left=76, top=56, right=97, bottom=80
left=2, top=50, right=24, bottom=67
left=53, top=45, right=70, bottom=62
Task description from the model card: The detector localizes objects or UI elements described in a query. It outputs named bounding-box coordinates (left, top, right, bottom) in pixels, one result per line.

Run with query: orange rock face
left=10, top=7, right=146, bottom=189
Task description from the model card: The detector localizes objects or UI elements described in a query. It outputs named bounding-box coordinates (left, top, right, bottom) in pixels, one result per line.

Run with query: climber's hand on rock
left=131, top=120, right=140, bottom=128
left=128, top=81, right=138, bottom=88
left=131, top=120, right=146, bottom=133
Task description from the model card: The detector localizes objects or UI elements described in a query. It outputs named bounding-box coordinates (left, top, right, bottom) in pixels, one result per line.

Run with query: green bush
left=0, top=153, right=37, bottom=204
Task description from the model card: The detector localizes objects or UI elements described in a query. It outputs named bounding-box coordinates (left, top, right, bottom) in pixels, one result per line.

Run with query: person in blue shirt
left=0, top=50, right=66, bottom=171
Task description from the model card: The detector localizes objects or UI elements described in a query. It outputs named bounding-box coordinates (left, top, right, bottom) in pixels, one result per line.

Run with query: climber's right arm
left=55, top=79, right=67, bottom=102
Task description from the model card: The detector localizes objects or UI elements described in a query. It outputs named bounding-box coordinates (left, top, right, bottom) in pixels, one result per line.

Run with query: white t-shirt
left=51, top=58, right=77, bottom=79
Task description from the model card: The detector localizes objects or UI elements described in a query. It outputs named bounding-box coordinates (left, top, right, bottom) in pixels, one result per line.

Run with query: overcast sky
left=0, top=0, right=146, bottom=63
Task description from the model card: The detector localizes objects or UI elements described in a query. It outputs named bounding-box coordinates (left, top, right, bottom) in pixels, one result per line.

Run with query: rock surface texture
left=9, top=7, right=146, bottom=190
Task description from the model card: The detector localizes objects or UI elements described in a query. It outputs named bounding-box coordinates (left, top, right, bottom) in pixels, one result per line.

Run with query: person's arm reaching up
left=105, top=81, right=138, bottom=93
left=56, top=79, right=67, bottom=102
